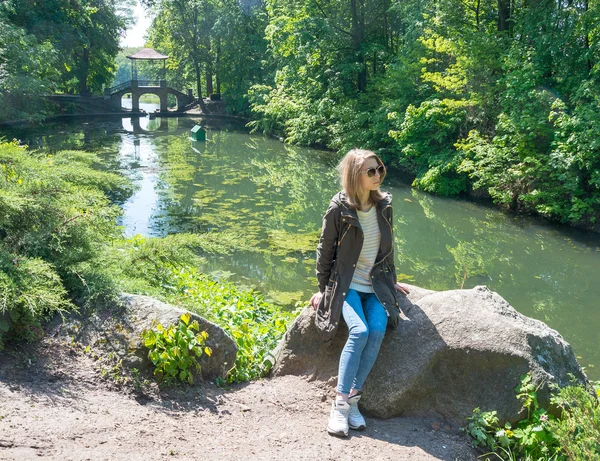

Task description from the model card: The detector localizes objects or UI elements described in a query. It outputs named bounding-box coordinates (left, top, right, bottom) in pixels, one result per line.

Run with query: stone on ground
left=60, top=293, right=237, bottom=379
left=271, top=285, right=587, bottom=424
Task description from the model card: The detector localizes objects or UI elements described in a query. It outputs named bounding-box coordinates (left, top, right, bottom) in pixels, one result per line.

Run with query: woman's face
left=359, top=157, right=383, bottom=193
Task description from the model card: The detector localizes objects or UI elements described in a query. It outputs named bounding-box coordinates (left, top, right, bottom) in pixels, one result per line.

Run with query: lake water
left=3, top=111, right=600, bottom=380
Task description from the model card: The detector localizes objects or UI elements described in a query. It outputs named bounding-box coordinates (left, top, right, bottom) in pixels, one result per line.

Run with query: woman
left=310, top=148, right=409, bottom=438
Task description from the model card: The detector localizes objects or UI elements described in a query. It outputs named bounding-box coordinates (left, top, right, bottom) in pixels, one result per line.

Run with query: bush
left=105, top=234, right=296, bottom=383
left=142, top=313, right=212, bottom=385
left=464, top=374, right=600, bottom=461
left=550, top=382, right=600, bottom=460
left=389, top=98, right=470, bottom=195
left=0, top=140, right=131, bottom=347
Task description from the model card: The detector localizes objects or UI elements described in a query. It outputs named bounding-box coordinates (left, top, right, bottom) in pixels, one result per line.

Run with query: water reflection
left=1, top=116, right=599, bottom=380
left=122, top=116, right=172, bottom=132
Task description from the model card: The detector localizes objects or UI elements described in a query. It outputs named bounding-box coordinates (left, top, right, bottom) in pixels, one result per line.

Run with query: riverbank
left=0, top=337, right=479, bottom=461
left=0, top=108, right=248, bottom=128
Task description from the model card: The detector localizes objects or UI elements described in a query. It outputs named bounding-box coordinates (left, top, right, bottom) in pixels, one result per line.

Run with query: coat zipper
left=338, top=223, right=351, bottom=246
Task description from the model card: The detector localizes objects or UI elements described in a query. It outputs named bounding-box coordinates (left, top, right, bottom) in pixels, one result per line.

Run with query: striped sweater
left=349, top=206, right=381, bottom=293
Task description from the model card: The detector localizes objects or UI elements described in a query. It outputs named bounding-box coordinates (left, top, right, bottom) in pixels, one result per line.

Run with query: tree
left=0, top=9, right=61, bottom=121
left=145, top=0, right=216, bottom=112
left=4, top=0, right=132, bottom=95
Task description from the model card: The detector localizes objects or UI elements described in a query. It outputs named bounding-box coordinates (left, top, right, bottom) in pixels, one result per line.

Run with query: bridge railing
left=105, top=81, right=131, bottom=95
left=137, top=80, right=161, bottom=87
left=104, top=80, right=194, bottom=98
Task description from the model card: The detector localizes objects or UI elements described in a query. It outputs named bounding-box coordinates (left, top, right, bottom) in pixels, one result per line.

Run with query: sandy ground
left=0, top=339, right=481, bottom=461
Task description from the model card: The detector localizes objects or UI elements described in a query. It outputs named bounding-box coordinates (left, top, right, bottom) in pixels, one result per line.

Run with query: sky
left=120, top=1, right=152, bottom=48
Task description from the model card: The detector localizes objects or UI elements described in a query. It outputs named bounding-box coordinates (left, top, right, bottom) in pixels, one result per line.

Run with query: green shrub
left=0, top=140, right=131, bottom=347
left=142, top=313, right=211, bottom=384
left=0, top=248, right=71, bottom=345
left=464, top=374, right=600, bottom=461
left=106, top=235, right=296, bottom=383
left=550, top=382, right=600, bottom=460
left=140, top=264, right=295, bottom=383
left=389, top=98, right=470, bottom=196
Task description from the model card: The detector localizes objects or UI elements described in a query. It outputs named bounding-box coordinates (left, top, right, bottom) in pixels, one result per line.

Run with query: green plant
left=463, top=374, right=562, bottom=460
left=549, top=381, right=600, bottom=460
left=0, top=140, right=131, bottom=348
left=464, top=407, right=501, bottom=451
left=111, top=235, right=297, bottom=383
left=157, top=265, right=296, bottom=383
left=142, top=313, right=211, bottom=385
left=464, top=374, right=600, bottom=461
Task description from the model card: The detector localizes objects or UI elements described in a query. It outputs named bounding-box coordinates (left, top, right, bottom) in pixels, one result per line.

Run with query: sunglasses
left=360, top=165, right=385, bottom=178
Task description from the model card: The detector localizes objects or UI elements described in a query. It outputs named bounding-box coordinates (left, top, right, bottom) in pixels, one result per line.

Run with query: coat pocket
left=315, top=283, right=336, bottom=340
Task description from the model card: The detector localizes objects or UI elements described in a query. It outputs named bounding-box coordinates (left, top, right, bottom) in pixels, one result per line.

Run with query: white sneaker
left=347, top=394, right=366, bottom=430
left=327, top=400, right=350, bottom=437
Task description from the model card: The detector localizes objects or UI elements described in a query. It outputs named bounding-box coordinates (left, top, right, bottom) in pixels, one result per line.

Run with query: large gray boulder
left=61, top=293, right=237, bottom=380
left=271, top=285, right=587, bottom=424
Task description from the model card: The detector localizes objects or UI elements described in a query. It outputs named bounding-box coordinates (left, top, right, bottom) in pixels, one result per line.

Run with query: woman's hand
left=394, top=282, right=410, bottom=295
left=310, top=292, right=323, bottom=309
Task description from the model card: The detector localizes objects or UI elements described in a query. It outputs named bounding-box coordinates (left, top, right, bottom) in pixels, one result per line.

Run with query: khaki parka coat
left=315, top=191, right=402, bottom=342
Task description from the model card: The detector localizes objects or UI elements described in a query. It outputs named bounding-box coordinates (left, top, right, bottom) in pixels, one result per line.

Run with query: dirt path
left=0, top=339, right=480, bottom=461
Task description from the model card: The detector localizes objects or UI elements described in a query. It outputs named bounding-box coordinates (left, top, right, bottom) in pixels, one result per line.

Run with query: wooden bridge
left=103, top=79, right=196, bottom=113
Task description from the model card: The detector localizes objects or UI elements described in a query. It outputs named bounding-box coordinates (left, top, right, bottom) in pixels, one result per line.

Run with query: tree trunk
left=206, top=70, right=213, bottom=97
left=205, top=39, right=213, bottom=97
left=498, top=0, right=510, bottom=31
left=195, top=62, right=208, bottom=113
left=78, top=47, right=90, bottom=95
left=585, top=0, right=592, bottom=73
left=352, top=0, right=367, bottom=91
left=216, top=38, right=221, bottom=94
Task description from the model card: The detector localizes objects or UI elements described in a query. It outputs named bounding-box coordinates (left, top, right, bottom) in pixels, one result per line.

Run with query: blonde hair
left=337, top=148, right=386, bottom=209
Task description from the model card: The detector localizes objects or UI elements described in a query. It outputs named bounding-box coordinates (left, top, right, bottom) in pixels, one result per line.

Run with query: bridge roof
left=127, top=48, right=169, bottom=60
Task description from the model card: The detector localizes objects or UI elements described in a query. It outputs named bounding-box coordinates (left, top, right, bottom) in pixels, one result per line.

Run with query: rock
left=62, top=293, right=237, bottom=380
left=271, top=285, right=587, bottom=424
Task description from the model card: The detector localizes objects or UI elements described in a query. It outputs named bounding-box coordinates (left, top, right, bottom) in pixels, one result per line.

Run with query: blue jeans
left=337, top=289, right=388, bottom=395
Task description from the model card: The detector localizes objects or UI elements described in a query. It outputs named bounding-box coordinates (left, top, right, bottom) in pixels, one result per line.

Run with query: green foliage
left=549, top=382, right=600, bottom=460
left=245, top=0, right=600, bottom=228
left=389, top=98, right=470, bottom=195
left=125, top=259, right=294, bottom=382
left=0, top=11, right=61, bottom=122
left=105, top=232, right=260, bottom=296
left=1, top=0, right=131, bottom=103
left=105, top=233, right=297, bottom=383
left=145, top=0, right=268, bottom=112
left=142, top=313, right=211, bottom=384
left=464, top=374, right=600, bottom=461
left=203, top=279, right=294, bottom=383
left=464, top=407, right=501, bottom=450
left=0, top=140, right=131, bottom=347
left=0, top=248, right=71, bottom=343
